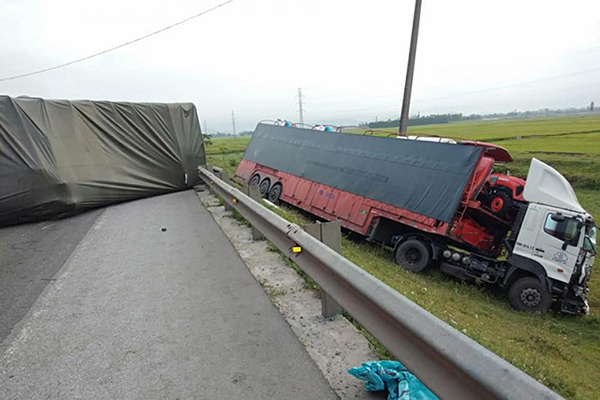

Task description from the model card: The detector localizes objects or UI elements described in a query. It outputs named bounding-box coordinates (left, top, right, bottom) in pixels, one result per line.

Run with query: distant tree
left=359, top=106, right=594, bottom=131
left=366, top=113, right=472, bottom=129
left=202, top=134, right=213, bottom=146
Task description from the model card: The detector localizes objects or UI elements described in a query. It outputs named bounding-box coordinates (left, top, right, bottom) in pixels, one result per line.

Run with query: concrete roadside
left=0, top=190, right=338, bottom=400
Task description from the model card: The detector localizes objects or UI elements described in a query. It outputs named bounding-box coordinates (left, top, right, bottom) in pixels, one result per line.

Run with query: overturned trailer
left=0, top=96, right=205, bottom=226
left=236, top=123, right=596, bottom=314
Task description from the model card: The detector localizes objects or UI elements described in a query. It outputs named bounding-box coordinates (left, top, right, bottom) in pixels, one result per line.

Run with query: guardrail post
left=303, top=221, right=343, bottom=318
left=247, top=185, right=265, bottom=240
left=219, top=169, right=231, bottom=184
left=214, top=170, right=225, bottom=199
left=205, top=165, right=215, bottom=195
left=218, top=171, right=234, bottom=212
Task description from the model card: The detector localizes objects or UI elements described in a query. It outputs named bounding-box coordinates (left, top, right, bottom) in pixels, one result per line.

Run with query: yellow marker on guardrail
left=292, top=246, right=302, bottom=253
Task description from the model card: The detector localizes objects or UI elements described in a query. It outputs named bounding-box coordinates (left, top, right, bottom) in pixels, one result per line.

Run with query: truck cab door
left=530, top=210, right=582, bottom=284
left=513, top=204, right=542, bottom=258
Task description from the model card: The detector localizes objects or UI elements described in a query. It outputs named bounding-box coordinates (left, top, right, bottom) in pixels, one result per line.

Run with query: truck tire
left=248, top=174, right=260, bottom=186
left=394, top=239, right=432, bottom=273
left=508, top=277, right=552, bottom=313
left=259, top=178, right=271, bottom=197
left=267, top=183, right=282, bottom=203
left=489, top=191, right=511, bottom=219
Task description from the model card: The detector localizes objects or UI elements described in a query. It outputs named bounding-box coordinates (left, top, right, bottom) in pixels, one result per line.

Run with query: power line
left=308, top=43, right=600, bottom=108
left=311, top=92, right=401, bottom=107
left=0, top=0, right=236, bottom=83
left=411, top=67, right=600, bottom=105
left=309, top=66, right=600, bottom=116
left=310, top=68, right=596, bottom=110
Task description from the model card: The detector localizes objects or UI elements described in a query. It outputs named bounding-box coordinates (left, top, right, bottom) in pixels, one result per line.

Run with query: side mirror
left=551, top=214, right=565, bottom=222
left=583, top=237, right=596, bottom=255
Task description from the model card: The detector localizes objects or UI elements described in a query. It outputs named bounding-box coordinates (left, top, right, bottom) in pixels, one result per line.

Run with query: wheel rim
left=269, top=185, right=281, bottom=202
left=259, top=180, right=270, bottom=196
left=405, top=248, right=422, bottom=265
left=491, top=196, right=504, bottom=212
left=249, top=175, right=260, bottom=186
left=520, top=288, right=542, bottom=307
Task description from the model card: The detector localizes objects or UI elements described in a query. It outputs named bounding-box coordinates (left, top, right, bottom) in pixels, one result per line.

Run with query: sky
left=1, top=0, right=600, bottom=133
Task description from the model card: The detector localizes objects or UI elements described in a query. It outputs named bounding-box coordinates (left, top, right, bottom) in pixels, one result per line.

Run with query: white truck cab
left=509, top=159, right=596, bottom=313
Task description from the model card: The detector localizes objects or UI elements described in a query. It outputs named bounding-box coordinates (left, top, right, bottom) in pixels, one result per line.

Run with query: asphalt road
left=0, top=209, right=103, bottom=344
left=0, top=191, right=337, bottom=400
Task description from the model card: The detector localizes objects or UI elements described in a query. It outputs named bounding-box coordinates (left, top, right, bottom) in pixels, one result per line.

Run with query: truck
left=235, top=122, right=597, bottom=314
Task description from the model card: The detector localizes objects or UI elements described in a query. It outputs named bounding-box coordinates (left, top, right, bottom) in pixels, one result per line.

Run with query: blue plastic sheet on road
left=348, top=361, right=440, bottom=400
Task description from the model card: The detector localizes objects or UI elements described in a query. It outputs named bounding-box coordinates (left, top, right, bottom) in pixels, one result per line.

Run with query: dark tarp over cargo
left=242, top=123, right=482, bottom=223
left=0, top=96, right=205, bottom=226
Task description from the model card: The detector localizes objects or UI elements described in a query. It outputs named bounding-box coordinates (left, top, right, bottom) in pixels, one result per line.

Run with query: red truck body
left=235, top=128, right=524, bottom=257
left=237, top=157, right=450, bottom=235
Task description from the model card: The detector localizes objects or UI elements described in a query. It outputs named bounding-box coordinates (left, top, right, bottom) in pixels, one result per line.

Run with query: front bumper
left=560, top=286, right=589, bottom=315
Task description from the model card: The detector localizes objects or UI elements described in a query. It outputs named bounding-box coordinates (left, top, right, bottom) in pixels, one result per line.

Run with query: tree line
left=364, top=114, right=478, bottom=129
left=362, top=105, right=597, bottom=129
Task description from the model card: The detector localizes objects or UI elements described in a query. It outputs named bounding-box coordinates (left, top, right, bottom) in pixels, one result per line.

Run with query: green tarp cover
left=243, top=123, right=482, bottom=223
left=0, top=96, right=205, bottom=226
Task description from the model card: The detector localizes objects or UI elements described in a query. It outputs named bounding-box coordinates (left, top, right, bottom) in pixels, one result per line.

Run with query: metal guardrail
left=198, top=166, right=564, bottom=400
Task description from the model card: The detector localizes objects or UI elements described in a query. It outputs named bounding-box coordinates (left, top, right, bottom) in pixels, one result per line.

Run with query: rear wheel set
left=250, top=173, right=272, bottom=197
left=248, top=173, right=282, bottom=203
left=394, top=239, right=432, bottom=273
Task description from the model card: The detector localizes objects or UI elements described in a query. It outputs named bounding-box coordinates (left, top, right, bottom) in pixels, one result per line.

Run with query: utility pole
left=203, top=119, right=208, bottom=135
left=297, top=88, right=305, bottom=124
left=398, top=0, right=422, bottom=136
left=231, top=110, right=237, bottom=135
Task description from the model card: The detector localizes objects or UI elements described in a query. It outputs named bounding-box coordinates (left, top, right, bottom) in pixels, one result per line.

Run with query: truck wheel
left=267, top=183, right=282, bottom=203
left=248, top=174, right=260, bottom=186
left=488, top=191, right=510, bottom=219
left=508, top=277, right=552, bottom=313
left=394, top=239, right=431, bottom=273
left=259, top=178, right=271, bottom=197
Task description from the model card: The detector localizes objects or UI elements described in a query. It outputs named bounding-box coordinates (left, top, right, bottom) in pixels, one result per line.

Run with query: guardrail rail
left=198, top=165, right=564, bottom=400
